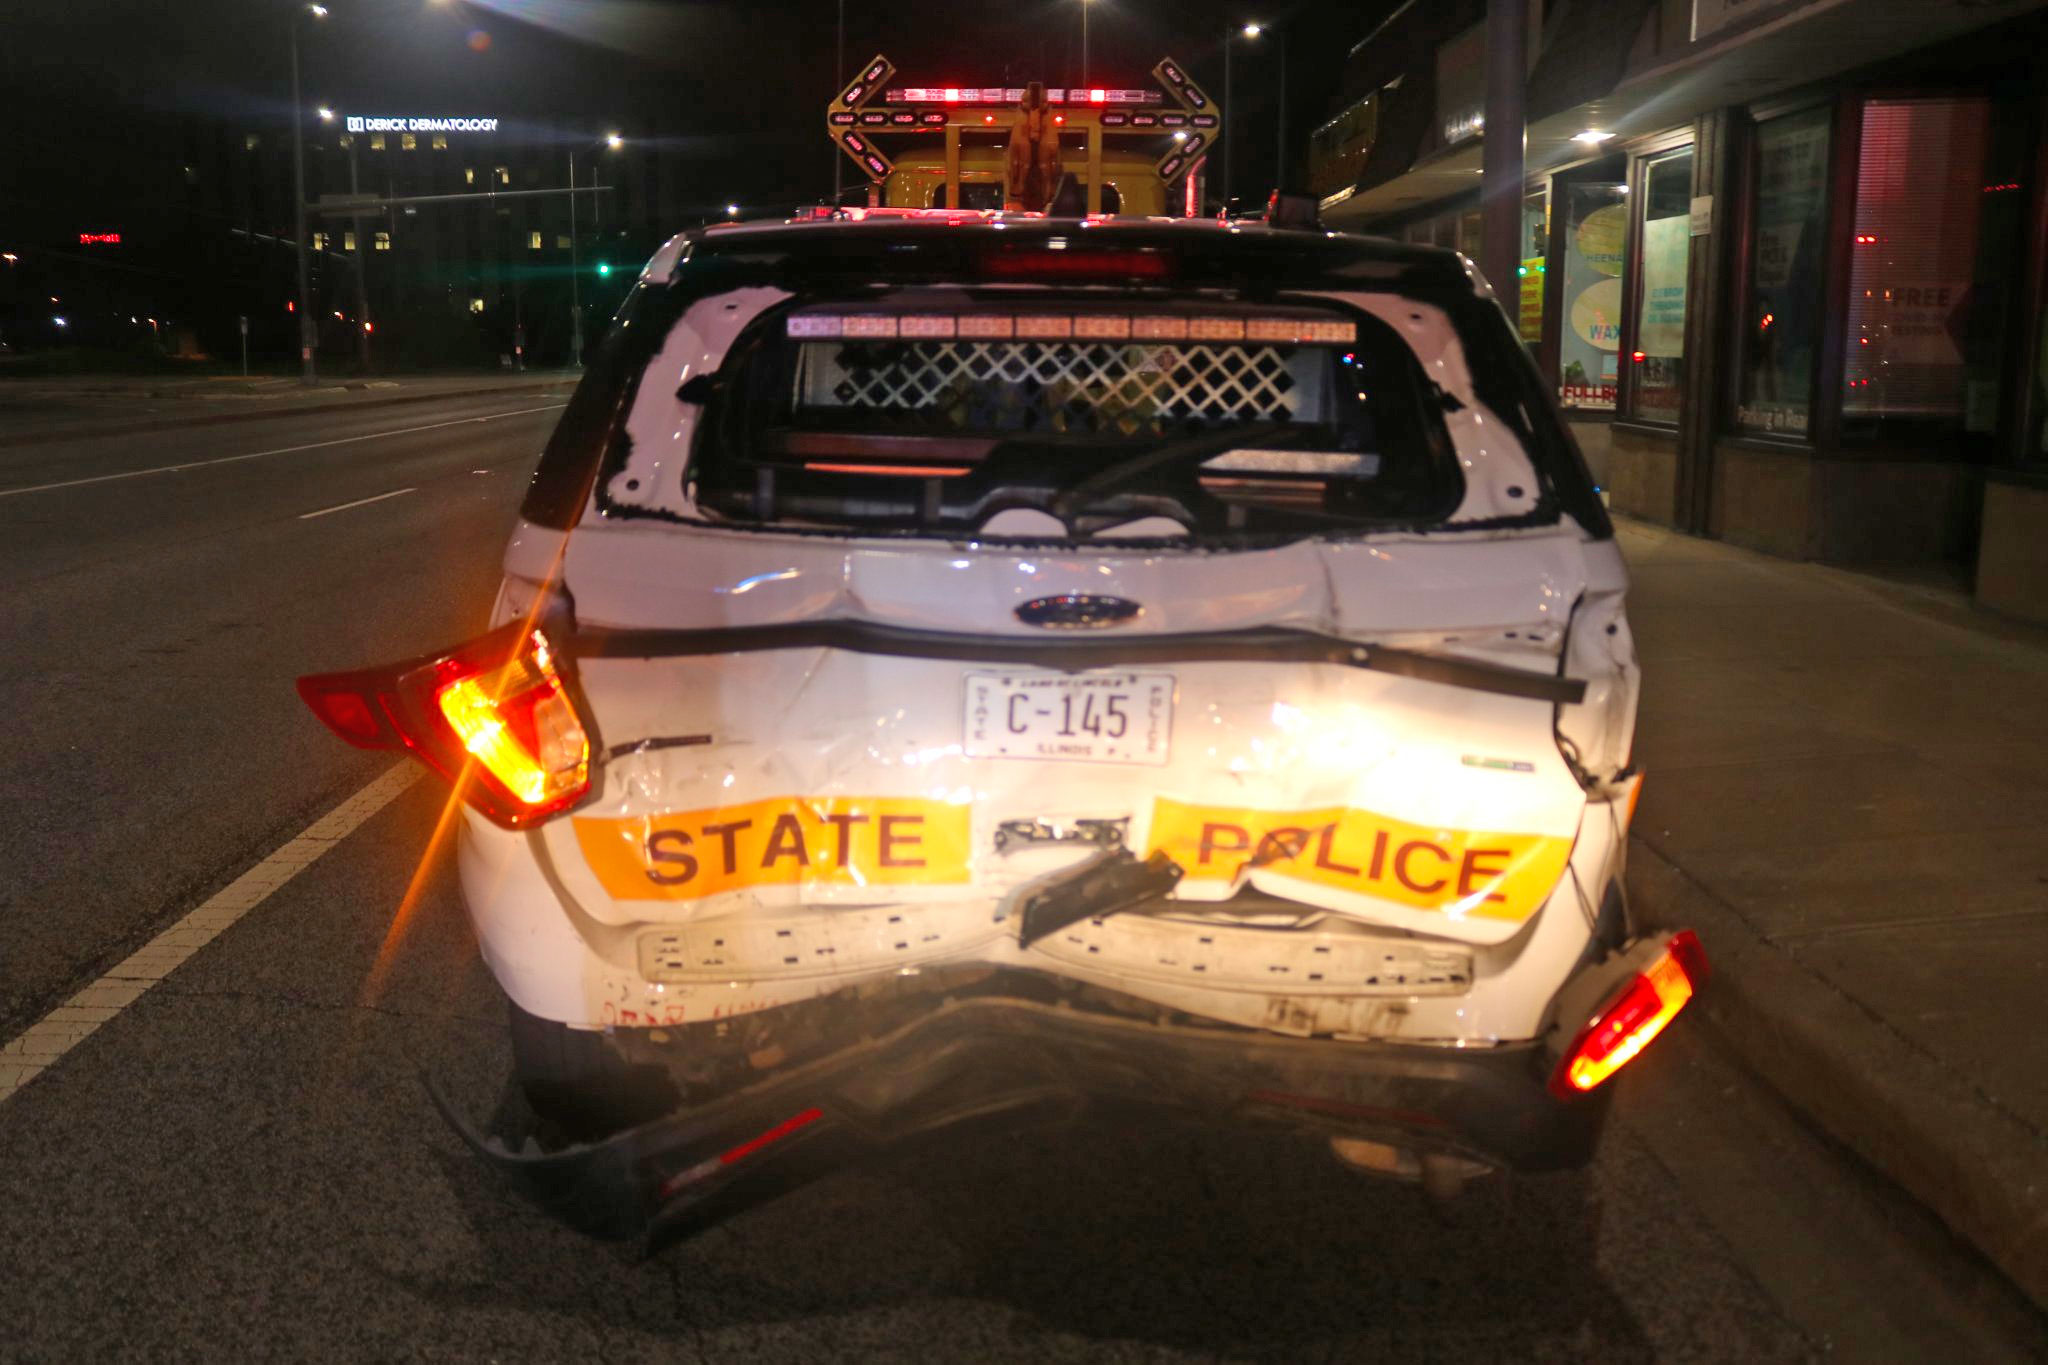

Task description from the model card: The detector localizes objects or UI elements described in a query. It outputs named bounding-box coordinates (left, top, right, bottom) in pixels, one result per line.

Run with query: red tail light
left=982, top=249, right=1172, bottom=280
left=1550, top=930, right=1708, bottom=1098
left=296, top=622, right=592, bottom=828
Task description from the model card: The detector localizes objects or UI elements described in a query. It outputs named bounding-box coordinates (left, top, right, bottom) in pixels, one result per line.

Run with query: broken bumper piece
left=433, top=995, right=1605, bottom=1245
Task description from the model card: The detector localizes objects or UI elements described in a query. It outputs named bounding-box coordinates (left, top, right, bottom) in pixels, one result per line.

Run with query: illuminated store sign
left=343, top=116, right=499, bottom=133
left=78, top=232, right=122, bottom=245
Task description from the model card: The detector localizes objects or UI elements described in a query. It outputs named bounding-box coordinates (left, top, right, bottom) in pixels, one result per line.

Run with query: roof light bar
left=787, top=313, right=1357, bottom=345
left=885, top=86, right=1162, bottom=106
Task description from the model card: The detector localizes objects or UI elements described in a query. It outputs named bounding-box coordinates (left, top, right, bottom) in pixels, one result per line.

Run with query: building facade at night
left=1307, top=0, right=2048, bottom=622
left=1, top=95, right=717, bottom=371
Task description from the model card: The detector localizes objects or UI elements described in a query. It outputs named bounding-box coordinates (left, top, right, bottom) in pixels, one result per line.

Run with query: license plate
left=964, top=671, right=1173, bottom=765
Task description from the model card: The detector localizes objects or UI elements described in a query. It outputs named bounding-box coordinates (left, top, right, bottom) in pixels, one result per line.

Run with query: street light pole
left=347, top=131, right=370, bottom=370
left=1224, top=24, right=1261, bottom=210
left=833, top=0, right=845, bottom=203
left=1081, top=0, right=1090, bottom=89
left=1275, top=27, right=1288, bottom=190
left=568, top=132, right=621, bottom=367
left=1222, top=33, right=1232, bottom=207
left=288, top=6, right=324, bottom=386
left=568, top=148, right=581, bottom=363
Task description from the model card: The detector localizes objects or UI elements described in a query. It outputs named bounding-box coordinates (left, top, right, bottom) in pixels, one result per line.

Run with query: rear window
left=687, top=297, right=1463, bottom=539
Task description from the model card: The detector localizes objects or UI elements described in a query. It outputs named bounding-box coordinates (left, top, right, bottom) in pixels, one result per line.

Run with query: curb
left=1627, top=836, right=2048, bottom=1310
left=0, top=380, right=576, bottom=450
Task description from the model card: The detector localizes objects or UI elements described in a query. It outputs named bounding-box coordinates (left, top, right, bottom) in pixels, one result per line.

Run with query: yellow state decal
left=574, top=796, right=972, bottom=902
left=1147, top=796, right=1573, bottom=923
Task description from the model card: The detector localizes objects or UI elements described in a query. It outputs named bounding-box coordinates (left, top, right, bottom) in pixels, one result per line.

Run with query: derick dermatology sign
left=344, top=115, right=499, bottom=133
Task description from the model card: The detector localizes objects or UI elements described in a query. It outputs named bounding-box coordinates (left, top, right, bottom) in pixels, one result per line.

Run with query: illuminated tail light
left=982, top=249, right=1173, bottom=280
left=1550, top=930, right=1708, bottom=1098
left=296, top=623, right=592, bottom=828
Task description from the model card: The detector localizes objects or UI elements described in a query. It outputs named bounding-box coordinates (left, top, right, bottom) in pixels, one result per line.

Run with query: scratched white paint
left=0, top=763, right=418, bottom=1104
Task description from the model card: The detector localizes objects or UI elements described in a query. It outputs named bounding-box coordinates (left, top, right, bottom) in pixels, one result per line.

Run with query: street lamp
left=317, top=105, right=334, bottom=122
left=1223, top=23, right=1263, bottom=209
left=1081, top=0, right=1094, bottom=90
left=568, top=130, right=622, bottom=365
left=726, top=203, right=740, bottom=217
left=289, top=1, right=328, bottom=386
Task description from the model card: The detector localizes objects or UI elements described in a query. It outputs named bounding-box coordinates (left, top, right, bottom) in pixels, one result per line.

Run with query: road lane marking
left=0, top=403, right=567, bottom=499
left=299, top=486, right=417, bottom=520
left=0, top=763, right=420, bottom=1104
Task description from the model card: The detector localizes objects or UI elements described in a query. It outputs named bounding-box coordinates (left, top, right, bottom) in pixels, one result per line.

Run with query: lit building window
left=464, top=167, right=475, bottom=185
left=401, top=132, right=417, bottom=151
left=374, top=231, right=391, bottom=251
left=528, top=230, right=543, bottom=250
left=556, top=234, right=571, bottom=249
left=495, top=166, right=510, bottom=185
left=432, top=133, right=447, bottom=150
left=244, top=133, right=260, bottom=151
left=312, top=232, right=327, bottom=250
left=343, top=230, right=356, bottom=251
left=469, top=297, right=485, bottom=314
left=371, top=133, right=385, bottom=151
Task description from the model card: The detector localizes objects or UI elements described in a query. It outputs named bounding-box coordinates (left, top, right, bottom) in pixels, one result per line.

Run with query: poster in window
left=1740, top=110, right=1829, bottom=435
left=1638, top=216, right=1691, bottom=358
left=1559, top=187, right=1624, bottom=408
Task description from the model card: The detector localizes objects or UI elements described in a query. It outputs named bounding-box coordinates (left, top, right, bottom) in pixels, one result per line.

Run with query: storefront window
left=1843, top=98, right=2018, bottom=437
left=1559, top=182, right=1625, bottom=409
left=1518, top=190, right=1547, bottom=347
left=1737, top=106, right=1831, bottom=436
left=1627, top=148, right=1692, bottom=424
left=1457, top=210, right=1482, bottom=259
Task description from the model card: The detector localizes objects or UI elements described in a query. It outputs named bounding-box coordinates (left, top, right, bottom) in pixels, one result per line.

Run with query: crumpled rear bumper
left=435, top=994, right=1606, bottom=1244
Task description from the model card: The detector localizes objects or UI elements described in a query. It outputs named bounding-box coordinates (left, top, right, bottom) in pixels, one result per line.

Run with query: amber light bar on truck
left=884, top=85, right=1164, bottom=105
left=296, top=622, right=592, bottom=828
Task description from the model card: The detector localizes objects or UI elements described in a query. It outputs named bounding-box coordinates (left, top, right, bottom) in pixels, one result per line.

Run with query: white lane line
left=299, top=486, right=417, bottom=520
left=0, top=403, right=567, bottom=499
left=0, top=763, right=420, bottom=1104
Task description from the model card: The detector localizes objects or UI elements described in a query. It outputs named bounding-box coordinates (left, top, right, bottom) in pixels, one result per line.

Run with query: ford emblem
left=1015, top=594, right=1144, bottom=629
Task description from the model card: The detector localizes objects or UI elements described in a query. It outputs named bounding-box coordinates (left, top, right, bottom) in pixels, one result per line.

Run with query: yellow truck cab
left=827, top=56, right=1220, bottom=217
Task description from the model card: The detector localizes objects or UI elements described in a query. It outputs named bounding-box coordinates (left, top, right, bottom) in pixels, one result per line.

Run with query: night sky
left=7, top=0, right=1389, bottom=216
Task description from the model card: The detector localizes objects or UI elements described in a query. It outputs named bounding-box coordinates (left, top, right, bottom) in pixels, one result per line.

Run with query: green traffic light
left=596, top=262, right=611, bottom=276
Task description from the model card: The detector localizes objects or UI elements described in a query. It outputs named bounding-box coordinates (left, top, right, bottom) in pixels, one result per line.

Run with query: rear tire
left=507, top=1000, right=679, bottom=1141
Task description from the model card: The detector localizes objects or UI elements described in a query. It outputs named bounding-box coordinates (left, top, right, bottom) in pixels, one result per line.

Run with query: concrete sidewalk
left=0, top=370, right=579, bottom=445
left=1616, top=517, right=2048, bottom=1308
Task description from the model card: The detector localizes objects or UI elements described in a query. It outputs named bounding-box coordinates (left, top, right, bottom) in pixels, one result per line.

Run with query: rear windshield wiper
left=1049, top=421, right=1296, bottom=525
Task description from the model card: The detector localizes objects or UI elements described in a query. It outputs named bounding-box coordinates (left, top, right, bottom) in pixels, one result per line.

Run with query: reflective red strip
left=719, top=1106, right=825, bottom=1166
left=806, top=462, right=971, bottom=477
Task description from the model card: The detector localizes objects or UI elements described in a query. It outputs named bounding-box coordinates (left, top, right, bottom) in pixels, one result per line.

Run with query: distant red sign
left=79, top=232, right=121, bottom=245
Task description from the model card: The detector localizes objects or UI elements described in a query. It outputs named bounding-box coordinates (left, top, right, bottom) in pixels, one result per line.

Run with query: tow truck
left=825, top=54, right=1221, bottom=216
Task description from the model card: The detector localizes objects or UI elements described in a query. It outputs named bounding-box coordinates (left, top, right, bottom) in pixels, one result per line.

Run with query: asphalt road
left=1, top=396, right=2043, bottom=1360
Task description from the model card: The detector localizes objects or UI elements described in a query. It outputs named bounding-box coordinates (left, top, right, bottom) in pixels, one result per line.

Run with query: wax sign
left=1570, top=277, right=1623, bottom=350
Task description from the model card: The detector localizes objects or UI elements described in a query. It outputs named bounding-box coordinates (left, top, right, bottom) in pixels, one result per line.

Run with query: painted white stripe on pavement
left=0, top=763, right=420, bottom=1104
left=298, top=486, right=417, bottom=520
left=0, top=403, right=567, bottom=499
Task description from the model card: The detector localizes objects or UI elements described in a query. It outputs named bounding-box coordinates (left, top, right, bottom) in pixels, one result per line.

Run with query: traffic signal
left=595, top=261, right=611, bottom=276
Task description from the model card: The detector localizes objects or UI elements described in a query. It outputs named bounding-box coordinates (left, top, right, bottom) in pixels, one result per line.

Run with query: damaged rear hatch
left=509, top=223, right=1632, bottom=1014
